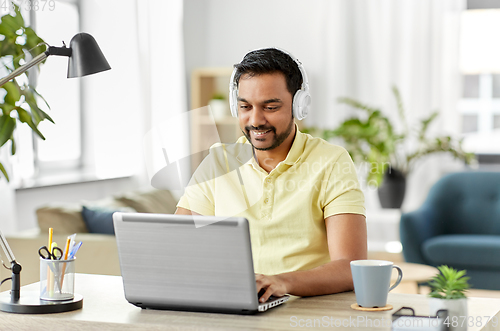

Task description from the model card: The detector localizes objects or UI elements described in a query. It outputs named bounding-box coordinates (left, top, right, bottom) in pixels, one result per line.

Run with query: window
left=459, top=74, right=500, bottom=135
left=458, top=7, right=500, bottom=155
left=34, top=1, right=80, bottom=170
left=7, top=0, right=82, bottom=184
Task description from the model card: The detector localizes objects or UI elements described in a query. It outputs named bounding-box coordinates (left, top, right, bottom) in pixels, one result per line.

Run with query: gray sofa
left=2, top=189, right=178, bottom=291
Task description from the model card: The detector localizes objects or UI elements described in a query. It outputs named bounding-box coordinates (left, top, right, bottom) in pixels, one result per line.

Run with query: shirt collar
left=283, top=124, right=305, bottom=165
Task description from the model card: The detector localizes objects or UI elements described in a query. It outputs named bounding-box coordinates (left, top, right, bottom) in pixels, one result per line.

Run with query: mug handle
left=389, top=265, right=403, bottom=292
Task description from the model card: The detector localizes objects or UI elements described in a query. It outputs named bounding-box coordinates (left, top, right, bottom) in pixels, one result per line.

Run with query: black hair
left=233, top=48, right=303, bottom=96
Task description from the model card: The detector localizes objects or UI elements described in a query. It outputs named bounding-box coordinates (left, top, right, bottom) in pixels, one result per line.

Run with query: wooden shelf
left=190, top=67, right=241, bottom=173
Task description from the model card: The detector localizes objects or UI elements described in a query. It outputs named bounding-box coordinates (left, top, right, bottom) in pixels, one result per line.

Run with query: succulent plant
left=428, top=265, right=470, bottom=300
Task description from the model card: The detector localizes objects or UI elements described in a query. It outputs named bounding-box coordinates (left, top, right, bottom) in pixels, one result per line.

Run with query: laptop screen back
left=113, top=213, right=259, bottom=311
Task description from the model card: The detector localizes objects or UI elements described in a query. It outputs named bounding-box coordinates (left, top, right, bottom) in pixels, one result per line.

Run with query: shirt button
left=264, top=198, right=269, bottom=204
left=265, top=178, right=271, bottom=184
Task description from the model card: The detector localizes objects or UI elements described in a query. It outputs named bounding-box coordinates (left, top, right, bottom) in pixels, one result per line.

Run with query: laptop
left=112, top=212, right=289, bottom=314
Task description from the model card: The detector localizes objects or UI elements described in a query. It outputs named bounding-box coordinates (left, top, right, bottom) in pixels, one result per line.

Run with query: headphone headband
left=229, top=48, right=311, bottom=120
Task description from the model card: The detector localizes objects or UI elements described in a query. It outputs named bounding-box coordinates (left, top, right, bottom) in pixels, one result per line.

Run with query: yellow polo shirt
left=177, top=127, right=365, bottom=275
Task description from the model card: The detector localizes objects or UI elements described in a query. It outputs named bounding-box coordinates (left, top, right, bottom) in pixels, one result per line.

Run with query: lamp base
left=0, top=291, right=83, bottom=314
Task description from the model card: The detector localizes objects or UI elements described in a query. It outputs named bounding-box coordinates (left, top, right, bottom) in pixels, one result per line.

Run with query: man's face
left=237, top=72, right=294, bottom=151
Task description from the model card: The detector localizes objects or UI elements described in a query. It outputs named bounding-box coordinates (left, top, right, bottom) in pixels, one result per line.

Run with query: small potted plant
left=208, top=92, right=229, bottom=120
left=428, top=265, right=470, bottom=331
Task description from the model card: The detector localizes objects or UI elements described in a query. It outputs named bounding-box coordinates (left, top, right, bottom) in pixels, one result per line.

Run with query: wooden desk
left=1, top=274, right=499, bottom=330
left=391, top=262, right=438, bottom=294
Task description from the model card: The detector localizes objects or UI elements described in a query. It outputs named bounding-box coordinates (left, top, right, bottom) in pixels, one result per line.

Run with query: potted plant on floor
left=428, top=265, right=470, bottom=331
left=304, top=86, right=475, bottom=208
left=0, top=5, right=50, bottom=182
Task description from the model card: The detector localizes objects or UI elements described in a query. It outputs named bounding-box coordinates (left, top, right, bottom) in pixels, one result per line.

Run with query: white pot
left=208, top=99, right=229, bottom=120
left=429, top=297, right=468, bottom=331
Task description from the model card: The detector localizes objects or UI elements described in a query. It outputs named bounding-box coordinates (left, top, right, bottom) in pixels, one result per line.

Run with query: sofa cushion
left=37, top=198, right=130, bottom=235
left=114, top=189, right=177, bottom=214
left=37, top=204, right=89, bottom=235
left=422, top=235, right=500, bottom=270
left=81, top=206, right=120, bottom=235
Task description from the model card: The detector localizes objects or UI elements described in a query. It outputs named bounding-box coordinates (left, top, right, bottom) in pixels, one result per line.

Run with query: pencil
left=60, top=237, right=71, bottom=290
left=47, top=228, right=53, bottom=294
left=48, top=228, right=53, bottom=251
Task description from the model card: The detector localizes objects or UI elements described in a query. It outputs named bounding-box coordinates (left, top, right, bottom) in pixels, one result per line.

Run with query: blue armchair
left=400, top=172, right=500, bottom=290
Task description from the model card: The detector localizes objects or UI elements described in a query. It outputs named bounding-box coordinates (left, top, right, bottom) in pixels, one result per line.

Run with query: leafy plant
left=304, top=86, right=475, bottom=186
left=211, top=92, right=225, bottom=100
left=0, top=5, right=50, bottom=181
left=428, top=265, right=470, bottom=300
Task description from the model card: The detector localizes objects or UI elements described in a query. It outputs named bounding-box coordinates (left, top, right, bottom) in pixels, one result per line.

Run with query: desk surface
left=1, top=274, right=499, bottom=331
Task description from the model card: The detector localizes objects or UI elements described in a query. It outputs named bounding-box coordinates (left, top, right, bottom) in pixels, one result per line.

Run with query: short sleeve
left=176, top=152, right=216, bottom=216
left=323, top=149, right=366, bottom=218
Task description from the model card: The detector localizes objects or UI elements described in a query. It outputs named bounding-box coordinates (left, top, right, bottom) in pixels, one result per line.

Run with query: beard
left=242, top=115, right=294, bottom=151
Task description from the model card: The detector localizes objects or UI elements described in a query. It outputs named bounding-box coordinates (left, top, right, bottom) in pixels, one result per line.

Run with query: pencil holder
left=40, top=258, right=75, bottom=301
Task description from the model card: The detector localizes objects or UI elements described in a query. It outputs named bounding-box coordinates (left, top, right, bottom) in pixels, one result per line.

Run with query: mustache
left=245, top=125, right=275, bottom=132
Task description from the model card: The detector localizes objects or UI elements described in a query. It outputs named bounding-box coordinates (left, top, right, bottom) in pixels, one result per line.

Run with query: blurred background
left=1, top=0, right=499, bottom=241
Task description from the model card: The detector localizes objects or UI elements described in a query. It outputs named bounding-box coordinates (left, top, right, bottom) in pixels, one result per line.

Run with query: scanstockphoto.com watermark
left=289, top=315, right=444, bottom=328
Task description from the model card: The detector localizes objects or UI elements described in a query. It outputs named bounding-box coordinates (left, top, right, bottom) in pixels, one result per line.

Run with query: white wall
left=183, top=0, right=341, bottom=127
left=182, top=0, right=467, bottom=212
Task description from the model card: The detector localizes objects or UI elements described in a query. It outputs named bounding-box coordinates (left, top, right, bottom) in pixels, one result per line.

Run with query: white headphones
left=229, top=48, right=311, bottom=120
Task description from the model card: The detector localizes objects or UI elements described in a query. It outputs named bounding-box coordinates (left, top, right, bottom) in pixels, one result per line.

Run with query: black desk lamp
left=0, top=32, right=109, bottom=313
left=0, top=32, right=111, bottom=87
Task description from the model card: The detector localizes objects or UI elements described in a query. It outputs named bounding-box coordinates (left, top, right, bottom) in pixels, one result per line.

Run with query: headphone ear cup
left=229, top=85, right=238, bottom=117
left=292, top=90, right=311, bottom=120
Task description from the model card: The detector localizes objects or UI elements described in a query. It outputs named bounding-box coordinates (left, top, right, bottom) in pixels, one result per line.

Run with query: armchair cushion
left=114, top=189, right=177, bottom=214
left=422, top=234, right=500, bottom=270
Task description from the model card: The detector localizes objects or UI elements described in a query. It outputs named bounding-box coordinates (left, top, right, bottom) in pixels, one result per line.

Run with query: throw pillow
left=114, top=189, right=178, bottom=214
left=37, top=204, right=89, bottom=234
left=81, top=206, right=126, bottom=235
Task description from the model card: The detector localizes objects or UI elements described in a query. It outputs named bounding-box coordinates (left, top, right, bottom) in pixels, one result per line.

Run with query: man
left=176, top=48, right=366, bottom=303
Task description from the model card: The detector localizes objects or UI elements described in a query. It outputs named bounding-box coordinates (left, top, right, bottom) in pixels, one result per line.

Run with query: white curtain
left=135, top=0, right=189, bottom=196
left=78, top=0, right=187, bottom=191
left=310, top=0, right=466, bottom=211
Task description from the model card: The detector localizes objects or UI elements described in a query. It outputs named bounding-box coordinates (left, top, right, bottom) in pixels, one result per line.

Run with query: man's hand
left=255, top=273, right=288, bottom=303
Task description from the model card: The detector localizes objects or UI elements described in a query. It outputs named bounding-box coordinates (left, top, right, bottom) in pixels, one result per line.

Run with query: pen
left=60, top=238, right=71, bottom=289
left=69, top=241, right=82, bottom=259
left=67, top=233, right=76, bottom=257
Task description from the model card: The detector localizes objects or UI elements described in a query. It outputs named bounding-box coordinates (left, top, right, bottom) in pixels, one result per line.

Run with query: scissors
left=38, top=245, right=63, bottom=260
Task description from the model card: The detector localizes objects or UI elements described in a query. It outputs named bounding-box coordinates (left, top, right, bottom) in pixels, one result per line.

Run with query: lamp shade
left=67, top=33, right=111, bottom=78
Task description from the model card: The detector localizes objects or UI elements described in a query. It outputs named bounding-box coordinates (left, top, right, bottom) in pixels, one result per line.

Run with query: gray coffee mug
left=350, top=260, right=403, bottom=308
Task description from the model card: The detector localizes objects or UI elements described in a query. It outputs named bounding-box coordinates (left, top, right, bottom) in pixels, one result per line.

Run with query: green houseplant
left=209, top=92, right=229, bottom=120
left=305, top=86, right=475, bottom=208
left=428, top=265, right=470, bottom=331
left=429, top=265, right=470, bottom=300
left=0, top=5, right=50, bottom=182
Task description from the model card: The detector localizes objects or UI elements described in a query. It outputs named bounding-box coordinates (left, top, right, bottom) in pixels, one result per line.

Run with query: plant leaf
left=392, top=85, right=407, bottom=131
left=23, top=87, right=53, bottom=124
left=0, top=162, right=9, bottom=182
left=10, top=136, right=16, bottom=155
left=2, top=81, right=21, bottom=105
left=15, top=107, right=45, bottom=140
left=0, top=115, right=16, bottom=147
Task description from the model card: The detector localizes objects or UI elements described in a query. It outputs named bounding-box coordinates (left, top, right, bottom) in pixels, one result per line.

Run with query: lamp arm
left=0, top=231, right=21, bottom=301
left=0, top=51, right=49, bottom=87
left=0, top=231, right=15, bottom=264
